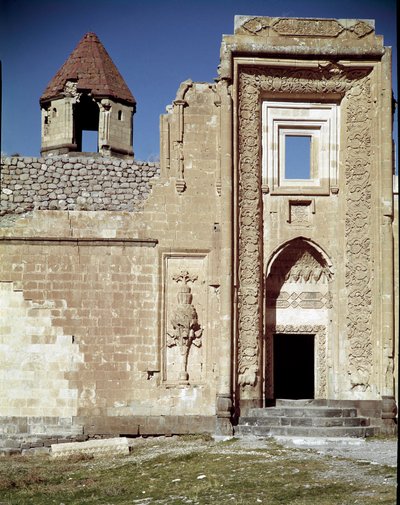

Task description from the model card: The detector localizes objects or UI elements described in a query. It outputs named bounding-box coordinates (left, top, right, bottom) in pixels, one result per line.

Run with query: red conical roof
left=40, top=32, right=135, bottom=105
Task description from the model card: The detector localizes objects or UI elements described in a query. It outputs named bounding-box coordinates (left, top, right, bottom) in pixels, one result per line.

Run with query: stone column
left=215, top=78, right=233, bottom=435
left=98, top=99, right=112, bottom=156
left=173, top=99, right=187, bottom=193
left=61, top=97, right=75, bottom=149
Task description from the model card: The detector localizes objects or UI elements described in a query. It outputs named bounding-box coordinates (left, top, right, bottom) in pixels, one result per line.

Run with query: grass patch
left=0, top=439, right=396, bottom=505
left=366, top=433, right=398, bottom=442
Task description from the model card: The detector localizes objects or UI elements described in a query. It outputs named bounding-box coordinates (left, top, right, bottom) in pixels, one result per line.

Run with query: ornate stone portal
left=236, top=64, right=377, bottom=405
left=223, top=16, right=395, bottom=414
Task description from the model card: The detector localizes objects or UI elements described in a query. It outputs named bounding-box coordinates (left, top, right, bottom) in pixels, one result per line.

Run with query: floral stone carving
left=167, top=270, right=203, bottom=384
left=272, top=18, right=344, bottom=37
left=344, top=77, right=373, bottom=391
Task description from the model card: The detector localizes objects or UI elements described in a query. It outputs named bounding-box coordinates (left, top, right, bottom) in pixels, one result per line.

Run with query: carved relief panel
left=162, top=254, right=208, bottom=385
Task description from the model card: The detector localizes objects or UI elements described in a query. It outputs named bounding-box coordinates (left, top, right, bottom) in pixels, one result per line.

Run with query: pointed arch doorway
left=265, top=238, right=332, bottom=401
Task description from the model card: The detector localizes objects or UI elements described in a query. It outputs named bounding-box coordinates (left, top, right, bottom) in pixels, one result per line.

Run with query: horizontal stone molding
left=0, top=236, right=158, bottom=247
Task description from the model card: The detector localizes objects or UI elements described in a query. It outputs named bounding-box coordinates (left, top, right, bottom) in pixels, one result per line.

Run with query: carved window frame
left=262, top=101, right=339, bottom=195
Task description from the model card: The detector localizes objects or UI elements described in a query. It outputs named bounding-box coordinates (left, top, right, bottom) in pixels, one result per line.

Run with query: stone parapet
left=0, top=155, right=159, bottom=215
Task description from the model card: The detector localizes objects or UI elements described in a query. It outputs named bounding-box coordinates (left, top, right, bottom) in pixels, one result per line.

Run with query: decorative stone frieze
left=272, top=18, right=345, bottom=37
left=236, top=16, right=374, bottom=39
left=267, top=291, right=332, bottom=310
left=51, top=437, right=130, bottom=458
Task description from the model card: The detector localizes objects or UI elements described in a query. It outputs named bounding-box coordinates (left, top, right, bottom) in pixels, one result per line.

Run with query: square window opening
left=285, top=135, right=311, bottom=180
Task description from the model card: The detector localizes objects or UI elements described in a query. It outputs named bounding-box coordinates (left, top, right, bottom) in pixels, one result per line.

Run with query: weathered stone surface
left=51, top=437, right=130, bottom=458
left=0, top=156, right=160, bottom=215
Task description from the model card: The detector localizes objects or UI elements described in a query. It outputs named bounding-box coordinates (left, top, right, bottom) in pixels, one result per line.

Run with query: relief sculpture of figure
left=167, top=270, right=203, bottom=383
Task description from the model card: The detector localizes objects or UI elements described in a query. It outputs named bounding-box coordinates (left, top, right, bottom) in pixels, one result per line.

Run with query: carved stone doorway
left=274, top=333, right=315, bottom=399
left=265, top=238, right=332, bottom=401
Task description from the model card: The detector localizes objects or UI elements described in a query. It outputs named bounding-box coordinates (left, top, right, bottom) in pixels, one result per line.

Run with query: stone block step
left=239, top=416, right=370, bottom=428
left=275, top=399, right=330, bottom=407
left=51, top=437, right=130, bottom=458
left=235, top=425, right=377, bottom=438
left=247, top=407, right=358, bottom=418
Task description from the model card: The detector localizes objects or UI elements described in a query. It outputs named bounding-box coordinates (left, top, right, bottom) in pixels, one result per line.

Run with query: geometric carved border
left=265, top=324, right=327, bottom=400
left=267, top=291, right=332, bottom=309
left=237, top=63, right=372, bottom=396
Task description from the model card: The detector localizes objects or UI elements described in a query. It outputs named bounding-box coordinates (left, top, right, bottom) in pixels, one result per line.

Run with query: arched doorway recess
left=265, top=238, right=333, bottom=401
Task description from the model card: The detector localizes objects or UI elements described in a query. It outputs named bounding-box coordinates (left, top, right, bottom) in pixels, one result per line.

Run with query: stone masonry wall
left=0, top=81, right=221, bottom=443
left=0, top=156, right=159, bottom=215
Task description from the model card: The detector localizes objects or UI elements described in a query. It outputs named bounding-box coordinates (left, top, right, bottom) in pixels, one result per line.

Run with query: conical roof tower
left=40, top=32, right=135, bottom=158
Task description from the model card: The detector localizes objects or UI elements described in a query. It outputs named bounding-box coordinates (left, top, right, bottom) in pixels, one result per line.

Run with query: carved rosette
left=237, top=64, right=371, bottom=396
left=344, top=77, right=373, bottom=391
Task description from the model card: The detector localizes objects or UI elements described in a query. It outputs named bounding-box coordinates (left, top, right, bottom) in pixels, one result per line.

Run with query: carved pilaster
left=213, top=84, right=222, bottom=196
left=344, top=76, right=374, bottom=392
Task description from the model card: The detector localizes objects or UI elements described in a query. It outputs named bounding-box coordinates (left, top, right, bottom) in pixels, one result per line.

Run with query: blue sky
left=0, top=0, right=397, bottom=162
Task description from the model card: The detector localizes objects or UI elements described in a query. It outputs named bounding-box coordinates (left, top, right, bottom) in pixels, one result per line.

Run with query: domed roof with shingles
left=40, top=32, right=135, bottom=106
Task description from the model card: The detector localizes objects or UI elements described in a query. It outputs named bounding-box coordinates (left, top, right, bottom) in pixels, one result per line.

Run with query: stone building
left=40, top=32, right=135, bottom=158
left=0, top=16, right=397, bottom=445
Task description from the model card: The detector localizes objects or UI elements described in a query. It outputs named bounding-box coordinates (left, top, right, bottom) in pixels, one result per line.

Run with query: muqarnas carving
left=167, top=270, right=203, bottom=384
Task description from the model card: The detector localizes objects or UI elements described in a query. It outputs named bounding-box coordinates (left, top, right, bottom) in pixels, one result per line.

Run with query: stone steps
left=246, top=407, right=358, bottom=418
left=235, top=400, right=378, bottom=439
left=236, top=425, right=377, bottom=438
left=239, top=415, right=370, bottom=427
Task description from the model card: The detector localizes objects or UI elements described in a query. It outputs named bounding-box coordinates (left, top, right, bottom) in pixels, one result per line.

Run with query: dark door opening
left=274, top=333, right=315, bottom=399
left=73, top=94, right=100, bottom=152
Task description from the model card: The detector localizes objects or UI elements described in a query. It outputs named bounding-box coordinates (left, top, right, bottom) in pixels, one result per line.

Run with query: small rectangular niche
left=285, top=135, right=311, bottom=180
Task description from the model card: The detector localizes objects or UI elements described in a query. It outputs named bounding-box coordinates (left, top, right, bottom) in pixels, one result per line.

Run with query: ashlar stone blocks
left=51, top=437, right=130, bottom=458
